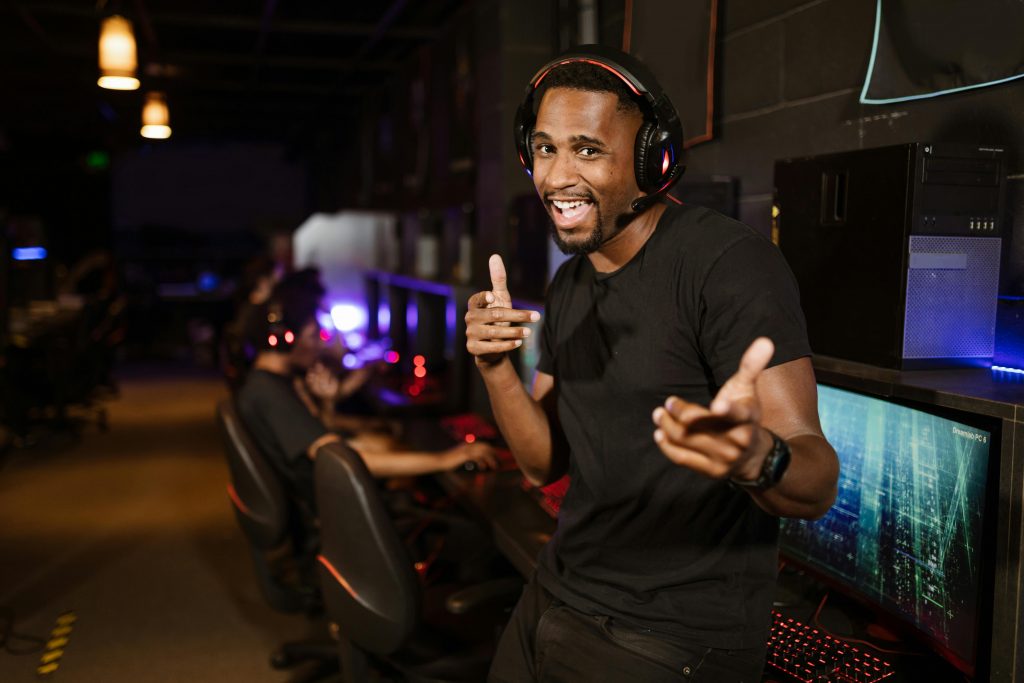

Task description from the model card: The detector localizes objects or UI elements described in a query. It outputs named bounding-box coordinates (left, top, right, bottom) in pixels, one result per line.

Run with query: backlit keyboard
left=521, top=475, right=569, bottom=518
left=441, top=413, right=499, bottom=442
left=766, top=611, right=895, bottom=682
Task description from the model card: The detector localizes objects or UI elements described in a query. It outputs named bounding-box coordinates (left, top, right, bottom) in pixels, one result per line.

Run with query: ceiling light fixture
left=98, top=15, right=140, bottom=90
left=140, top=92, right=171, bottom=139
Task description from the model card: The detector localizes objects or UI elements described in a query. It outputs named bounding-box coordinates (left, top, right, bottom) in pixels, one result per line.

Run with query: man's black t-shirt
left=534, top=203, right=812, bottom=649
left=236, top=368, right=327, bottom=507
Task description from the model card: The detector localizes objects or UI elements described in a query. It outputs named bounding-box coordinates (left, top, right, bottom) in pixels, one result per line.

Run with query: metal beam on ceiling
left=21, top=3, right=438, bottom=40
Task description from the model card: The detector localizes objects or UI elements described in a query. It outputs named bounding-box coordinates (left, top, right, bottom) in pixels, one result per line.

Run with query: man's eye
left=535, top=144, right=554, bottom=154
left=579, top=147, right=599, bottom=157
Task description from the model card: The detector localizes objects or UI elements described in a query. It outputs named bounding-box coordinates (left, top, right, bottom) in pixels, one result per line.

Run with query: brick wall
left=678, top=0, right=1023, bottom=295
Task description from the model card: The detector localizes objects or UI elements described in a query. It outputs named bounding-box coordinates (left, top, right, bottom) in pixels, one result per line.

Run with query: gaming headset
left=264, top=300, right=296, bottom=351
left=513, top=44, right=686, bottom=213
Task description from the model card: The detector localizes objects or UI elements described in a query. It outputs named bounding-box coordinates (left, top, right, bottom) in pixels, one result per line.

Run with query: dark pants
left=489, top=575, right=766, bottom=682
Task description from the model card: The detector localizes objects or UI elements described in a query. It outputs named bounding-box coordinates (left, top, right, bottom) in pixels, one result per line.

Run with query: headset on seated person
left=264, top=300, right=296, bottom=351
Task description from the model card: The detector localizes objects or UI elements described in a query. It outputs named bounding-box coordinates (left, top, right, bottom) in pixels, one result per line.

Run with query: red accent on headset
left=661, top=149, right=670, bottom=175
left=533, top=58, right=642, bottom=96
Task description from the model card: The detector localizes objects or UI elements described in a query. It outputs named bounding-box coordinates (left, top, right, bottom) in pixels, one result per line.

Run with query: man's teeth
left=553, top=199, right=589, bottom=210
left=553, top=199, right=592, bottom=219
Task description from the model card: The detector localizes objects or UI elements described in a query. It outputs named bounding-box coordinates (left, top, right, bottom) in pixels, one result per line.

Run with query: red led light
left=268, top=334, right=278, bottom=347
left=319, top=329, right=331, bottom=342
left=465, top=434, right=476, bottom=444
left=408, top=385, right=421, bottom=397
left=662, top=149, right=670, bottom=175
left=284, top=330, right=295, bottom=344
left=385, top=350, right=399, bottom=364
left=533, top=59, right=641, bottom=96
left=413, top=355, right=426, bottom=367
left=413, top=366, right=427, bottom=379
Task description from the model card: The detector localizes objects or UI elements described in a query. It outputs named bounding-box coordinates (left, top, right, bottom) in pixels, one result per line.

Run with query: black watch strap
left=731, top=431, right=791, bottom=491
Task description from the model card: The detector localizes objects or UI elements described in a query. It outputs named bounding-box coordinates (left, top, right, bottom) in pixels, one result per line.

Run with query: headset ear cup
left=514, top=101, right=534, bottom=172
left=634, top=121, right=657, bottom=191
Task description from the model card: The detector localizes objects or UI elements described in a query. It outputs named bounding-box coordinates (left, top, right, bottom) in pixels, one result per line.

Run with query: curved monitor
left=780, top=384, right=996, bottom=675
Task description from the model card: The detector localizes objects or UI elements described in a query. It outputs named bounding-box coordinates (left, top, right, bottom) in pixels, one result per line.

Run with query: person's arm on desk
left=347, top=431, right=498, bottom=474
left=305, top=428, right=497, bottom=477
left=466, top=255, right=568, bottom=487
left=302, top=363, right=498, bottom=475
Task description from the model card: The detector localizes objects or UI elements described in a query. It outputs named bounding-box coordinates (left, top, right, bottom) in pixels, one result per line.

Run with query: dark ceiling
left=0, top=0, right=467, bottom=147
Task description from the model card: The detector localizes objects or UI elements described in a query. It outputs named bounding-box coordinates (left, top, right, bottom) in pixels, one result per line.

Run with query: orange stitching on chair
left=226, top=482, right=254, bottom=517
left=317, top=554, right=374, bottom=611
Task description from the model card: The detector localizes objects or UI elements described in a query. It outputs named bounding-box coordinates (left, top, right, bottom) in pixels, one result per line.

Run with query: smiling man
left=465, top=46, right=839, bottom=682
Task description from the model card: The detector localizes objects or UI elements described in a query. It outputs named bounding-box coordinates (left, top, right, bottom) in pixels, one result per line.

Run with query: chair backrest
left=216, top=399, right=289, bottom=549
left=314, top=441, right=420, bottom=655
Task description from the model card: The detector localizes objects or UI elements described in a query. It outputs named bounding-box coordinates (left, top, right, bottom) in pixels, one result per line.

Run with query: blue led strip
left=12, top=246, right=47, bottom=261
left=860, top=0, right=1024, bottom=105
left=992, top=365, right=1024, bottom=375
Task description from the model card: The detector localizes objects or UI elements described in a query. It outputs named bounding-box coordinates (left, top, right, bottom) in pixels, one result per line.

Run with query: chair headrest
left=216, top=399, right=289, bottom=549
left=314, top=441, right=420, bottom=655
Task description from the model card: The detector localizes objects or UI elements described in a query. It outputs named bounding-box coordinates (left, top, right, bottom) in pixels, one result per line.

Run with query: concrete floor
left=0, top=365, right=326, bottom=682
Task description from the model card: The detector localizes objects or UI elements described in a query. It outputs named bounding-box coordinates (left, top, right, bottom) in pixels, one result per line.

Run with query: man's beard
left=548, top=203, right=632, bottom=255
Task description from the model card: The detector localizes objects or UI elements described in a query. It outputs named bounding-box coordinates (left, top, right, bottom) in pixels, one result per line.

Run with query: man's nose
left=545, top=152, right=579, bottom=189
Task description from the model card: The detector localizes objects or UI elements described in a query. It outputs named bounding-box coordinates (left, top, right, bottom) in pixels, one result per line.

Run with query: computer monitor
left=779, top=383, right=997, bottom=676
left=411, top=289, right=452, bottom=374
left=511, top=299, right=544, bottom=392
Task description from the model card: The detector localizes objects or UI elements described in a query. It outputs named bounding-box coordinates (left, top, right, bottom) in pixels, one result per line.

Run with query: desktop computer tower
left=774, top=143, right=1005, bottom=369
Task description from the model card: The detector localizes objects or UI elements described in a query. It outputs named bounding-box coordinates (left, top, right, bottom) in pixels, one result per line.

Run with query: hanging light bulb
left=98, top=15, right=140, bottom=90
left=140, top=92, right=171, bottom=139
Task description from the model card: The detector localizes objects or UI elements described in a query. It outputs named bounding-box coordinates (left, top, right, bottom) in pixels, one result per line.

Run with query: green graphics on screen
left=779, top=385, right=991, bottom=663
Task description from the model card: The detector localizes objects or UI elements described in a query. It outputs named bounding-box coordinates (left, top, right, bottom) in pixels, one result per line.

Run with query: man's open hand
left=652, top=337, right=776, bottom=482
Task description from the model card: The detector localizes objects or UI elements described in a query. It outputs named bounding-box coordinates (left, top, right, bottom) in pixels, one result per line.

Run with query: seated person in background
left=295, top=358, right=401, bottom=449
left=236, top=272, right=496, bottom=510
left=221, top=257, right=277, bottom=389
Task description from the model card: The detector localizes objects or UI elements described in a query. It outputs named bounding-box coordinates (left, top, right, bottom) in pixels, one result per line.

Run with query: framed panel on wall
left=624, top=0, right=719, bottom=149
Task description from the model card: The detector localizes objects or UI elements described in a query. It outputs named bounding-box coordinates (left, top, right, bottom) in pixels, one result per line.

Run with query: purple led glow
left=330, top=303, right=366, bottom=333
left=345, top=332, right=365, bottom=350
left=342, top=353, right=359, bottom=370
left=316, top=310, right=335, bottom=332
left=406, top=301, right=418, bottom=333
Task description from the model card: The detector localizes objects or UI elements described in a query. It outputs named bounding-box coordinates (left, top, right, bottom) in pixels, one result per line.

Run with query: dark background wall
left=685, top=0, right=1024, bottom=295
left=112, top=142, right=307, bottom=236
left=331, top=0, right=1022, bottom=296
left=11, top=0, right=1019, bottom=302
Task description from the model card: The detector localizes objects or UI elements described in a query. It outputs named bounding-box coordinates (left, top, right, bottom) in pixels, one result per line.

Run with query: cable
left=811, top=592, right=922, bottom=657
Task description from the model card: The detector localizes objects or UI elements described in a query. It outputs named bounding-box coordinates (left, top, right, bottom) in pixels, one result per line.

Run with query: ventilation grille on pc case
left=903, top=236, right=1001, bottom=360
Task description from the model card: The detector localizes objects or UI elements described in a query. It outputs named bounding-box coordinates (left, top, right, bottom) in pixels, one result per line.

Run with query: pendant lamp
left=98, top=15, right=140, bottom=90
left=140, top=92, right=171, bottom=139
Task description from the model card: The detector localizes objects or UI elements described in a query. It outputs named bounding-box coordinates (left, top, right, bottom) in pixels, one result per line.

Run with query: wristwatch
left=731, top=430, right=791, bottom=491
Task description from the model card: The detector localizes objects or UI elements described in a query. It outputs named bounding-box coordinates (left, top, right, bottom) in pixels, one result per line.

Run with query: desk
left=436, top=468, right=554, bottom=578
left=403, top=356, right=1024, bottom=682
left=400, top=417, right=555, bottom=578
